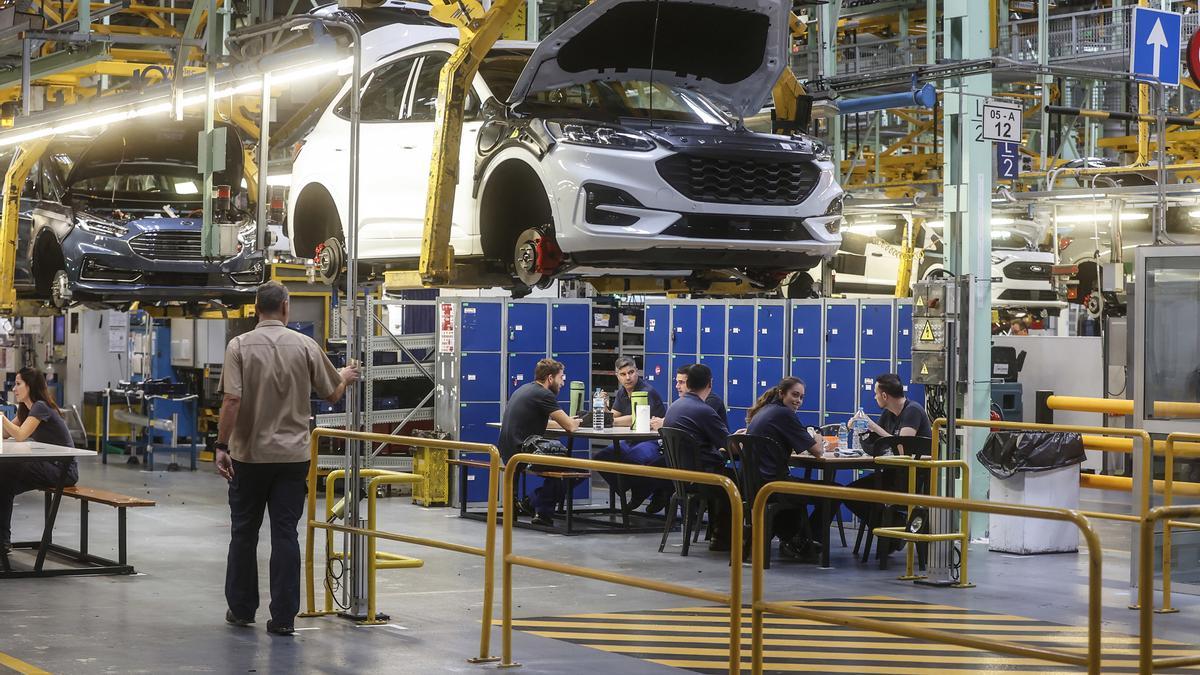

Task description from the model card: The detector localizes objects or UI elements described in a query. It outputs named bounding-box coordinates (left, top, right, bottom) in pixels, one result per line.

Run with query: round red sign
left=1188, top=29, right=1200, bottom=87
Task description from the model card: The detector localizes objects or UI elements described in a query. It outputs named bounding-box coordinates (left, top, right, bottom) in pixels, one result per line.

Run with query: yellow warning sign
left=919, top=322, right=936, bottom=342
left=920, top=363, right=929, bottom=375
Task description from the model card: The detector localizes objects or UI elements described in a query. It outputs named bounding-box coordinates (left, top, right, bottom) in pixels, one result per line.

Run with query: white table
left=0, top=441, right=96, bottom=576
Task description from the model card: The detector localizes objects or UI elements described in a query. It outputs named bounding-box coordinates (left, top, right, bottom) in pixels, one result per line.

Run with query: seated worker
left=595, top=357, right=669, bottom=512
left=0, top=368, right=76, bottom=554
left=674, top=364, right=728, bottom=426
left=662, top=363, right=735, bottom=551
left=744, top=377, right=829, bottom=562
left=498, top=358, right=581, bottom=526
left=844, top=372, right=933, bottom=524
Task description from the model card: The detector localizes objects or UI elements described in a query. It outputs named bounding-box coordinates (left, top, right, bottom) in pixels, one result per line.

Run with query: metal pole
left=1154, top=82, right=1167, bottom=244
left=201, top=0, right=217, bottom=257
left=255, top=72, right=271, bottom=252
left=20, top=38, right=30, bottom=118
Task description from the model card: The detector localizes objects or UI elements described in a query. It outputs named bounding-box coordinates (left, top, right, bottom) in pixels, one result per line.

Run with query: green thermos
left=569, top=381, right=585, bottom=417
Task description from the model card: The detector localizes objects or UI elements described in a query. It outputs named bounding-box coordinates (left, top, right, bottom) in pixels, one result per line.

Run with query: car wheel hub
left=513, top=228, right=561, bottom=288
left=314, top=238, right=344, bottom=285
left=51, top=270, right=71, bottom=308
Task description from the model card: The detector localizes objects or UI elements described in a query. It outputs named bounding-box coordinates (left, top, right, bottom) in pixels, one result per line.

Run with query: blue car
left=15, top=118, right=266, bottom=308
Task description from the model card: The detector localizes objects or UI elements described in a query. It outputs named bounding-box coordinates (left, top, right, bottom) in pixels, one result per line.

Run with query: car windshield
left=992, top=230, right=1036, bottom=250
left=515, top=78, right=731, bottom=124
left=69, top=163, right=206, bottom=216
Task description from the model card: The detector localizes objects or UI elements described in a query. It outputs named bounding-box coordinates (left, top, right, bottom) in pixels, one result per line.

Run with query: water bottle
left=853, top=408, right=870, bottom=451
left=836, top=423, right=848, bottom=451
left=592, top=388, right=605, bottom=430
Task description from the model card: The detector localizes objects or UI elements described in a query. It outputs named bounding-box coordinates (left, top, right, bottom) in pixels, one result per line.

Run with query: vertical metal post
left=77, top=0, right=90, bottom=36
left=1153, top=83, right=1166, bottom=244
left=256, top=72, right=271, bottom=251
left=200, top=0, right=217, bottom=257
left=1037, top=0, right=1049, bottom=171
left=20, top=38, right=30, bottom=118
left=926, top=0, right=936, bottom=65
left=821, top=0, right=842, bottom=162
left=526, top=0, right=539, bottom=42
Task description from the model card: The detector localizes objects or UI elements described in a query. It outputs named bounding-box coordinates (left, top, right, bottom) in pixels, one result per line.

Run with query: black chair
left=728, top=434, right=814, bottom=569
left=853, top=435, right=933, bottom=568
left=657, top=427, right=716, bottom=556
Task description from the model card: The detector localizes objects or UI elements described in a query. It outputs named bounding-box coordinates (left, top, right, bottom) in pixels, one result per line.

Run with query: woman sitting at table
left=0, top=367, right=76, bottom=554
left=744, top=377, right=829, bottom=563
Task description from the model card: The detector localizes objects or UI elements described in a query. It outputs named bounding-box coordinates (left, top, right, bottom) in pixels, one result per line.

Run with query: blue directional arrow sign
left=1130, top=6, right=1182, bottom=87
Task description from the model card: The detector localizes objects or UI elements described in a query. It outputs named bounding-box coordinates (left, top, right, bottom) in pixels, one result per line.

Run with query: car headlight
left=544, top=120, right=656, bottom=152
left=991, top=255, right=1006, bottom=265
left=75, top=215, right=126, bottom=238
left=793, top=135, right=832, bottom=162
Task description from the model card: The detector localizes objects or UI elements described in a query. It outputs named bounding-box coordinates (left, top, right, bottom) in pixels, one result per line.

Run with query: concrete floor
left=1, top=456, right=1197, bottom=674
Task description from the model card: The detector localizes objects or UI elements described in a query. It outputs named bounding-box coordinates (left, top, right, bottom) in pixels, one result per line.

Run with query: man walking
left=215, top=281, right=359, bottom=635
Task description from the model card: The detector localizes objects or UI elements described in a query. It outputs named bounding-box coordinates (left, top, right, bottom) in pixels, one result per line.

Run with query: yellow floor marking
left=519, top=630, right=1200, bottom=656
left=668, top=601, right=1037, bottom=614
left=507, top=618, right=1091, bottom=633
left=569, top=609, right=1056, bottom=622
left=0, top=652, right=51, bottom=675
left=648, top=658, right=1088, bottom=674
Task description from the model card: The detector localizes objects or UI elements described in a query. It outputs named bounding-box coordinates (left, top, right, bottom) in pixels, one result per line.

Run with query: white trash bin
left=988, top=464, right=1080, bottom=554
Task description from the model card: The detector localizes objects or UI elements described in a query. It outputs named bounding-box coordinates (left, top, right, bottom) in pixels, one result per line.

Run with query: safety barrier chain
left=302, top=428, right=502, bottom=664
left=497, top=453, right=744, bottom=674
left=749, top=482, right=1103, bottom=675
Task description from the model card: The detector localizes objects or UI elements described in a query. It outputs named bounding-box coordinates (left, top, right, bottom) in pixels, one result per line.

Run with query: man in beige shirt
left=215, top=281, right=358, bottom=635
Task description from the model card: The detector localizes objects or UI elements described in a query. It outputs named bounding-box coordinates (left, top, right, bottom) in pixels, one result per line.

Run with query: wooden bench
left=39, top=486, right=156, bottom=575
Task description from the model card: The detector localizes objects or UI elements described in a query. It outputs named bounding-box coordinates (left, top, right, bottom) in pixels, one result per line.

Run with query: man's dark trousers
left=226, top=459, right=309, bottom=626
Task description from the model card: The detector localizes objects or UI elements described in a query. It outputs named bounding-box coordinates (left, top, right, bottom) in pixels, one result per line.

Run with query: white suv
left=288, top=0, right=844, bottom=291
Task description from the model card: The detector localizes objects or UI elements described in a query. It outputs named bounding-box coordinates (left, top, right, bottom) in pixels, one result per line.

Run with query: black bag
left=521, top=435, right=569, bottom=472
left=976, top=431, right=1085, bottom=480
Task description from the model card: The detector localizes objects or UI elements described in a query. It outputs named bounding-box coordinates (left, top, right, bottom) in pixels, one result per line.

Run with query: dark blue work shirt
left=663, top=392, right=729, bottom=471
left=705, top=393, right=729, bottom=427
left=611, top=378, right=667, bottom=418
left=746, top=401, right=816, bottom=478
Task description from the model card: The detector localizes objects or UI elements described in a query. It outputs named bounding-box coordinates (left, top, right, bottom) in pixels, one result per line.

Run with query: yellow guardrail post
left=1157, top=432, right=1200, bottom=616
left=498, top=453, right=743, bottom=674
left=750, top=483, right=1102, bottom=675
left=302, top=428, right=503, bottom=663
left=1139, top=504, right=1200, bottom=673
left=872, top=456, right=973, bottom=587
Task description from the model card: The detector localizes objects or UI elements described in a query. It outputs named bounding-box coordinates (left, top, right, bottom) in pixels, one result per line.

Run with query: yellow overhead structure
left=0, top=138, right=52, bottom=314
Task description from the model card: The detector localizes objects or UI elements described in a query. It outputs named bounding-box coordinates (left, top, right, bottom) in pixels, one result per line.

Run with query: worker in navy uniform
left=844, top=372, right=934, bottom=526
left=498, top=358, right=581, bottom=526
left=744, top=377, right=830, bottom=562
left=674, top=364, right=728, bottom=426
left=595, top=356, right=669, bottom=512
left=662, top=363, right=736, bottom=551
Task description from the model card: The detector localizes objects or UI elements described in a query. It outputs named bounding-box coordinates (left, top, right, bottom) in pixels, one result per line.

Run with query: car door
left=389, top=49, right=484, bottom=258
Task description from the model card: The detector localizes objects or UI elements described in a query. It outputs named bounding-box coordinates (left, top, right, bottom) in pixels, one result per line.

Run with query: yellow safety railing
left=498, top=453, right=743, bottom=674
left=870, top=455, right=972, bottom=586
left=303, top=428, right=502, bottom=664
left=750, top=483, right=1103, bottom=675
left=1138, top=504, right=1200, bottom=673
left=1158, top=433, right=1200, bottom=614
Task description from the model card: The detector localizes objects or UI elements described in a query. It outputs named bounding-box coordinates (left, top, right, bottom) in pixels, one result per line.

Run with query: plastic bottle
left=836, top=423, right=848, bottom=452
left=853, top=408, right=870, bottom=451
left=592, top=388, right=606, bottom=430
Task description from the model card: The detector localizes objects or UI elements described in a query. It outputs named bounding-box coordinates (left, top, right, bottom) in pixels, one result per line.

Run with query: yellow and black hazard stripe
left=509, top=595, right=1200, bottom=673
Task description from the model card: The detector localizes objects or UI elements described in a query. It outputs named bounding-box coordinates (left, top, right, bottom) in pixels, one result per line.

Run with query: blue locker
left=644, top=352, right=670, bottom=394
left=791, top=303, right=823, bottom=358
left=727, top=304, right=755, bottom=356
left=824, top=359, right=857, bottom=412
left=727, top=408, right=747, bottom=433
left=859, top=359, right=890, bottom=414
left=506, top=302, right=547, bottom=353
left=459, top=301, right=503, bottom=352
left=790, top=357, right=822, bottom=411
left=756, top=357, right=784, bottom=392
left=550, top=303, right=590, bottom=353
left=670, top=304, right=699, bottom=354
left=699, top=304, right=726, bottom=355
left=672, top=353, right=698, bottom=401
left=896, top=302, right=913, bottom=361
left=462, top=452, right=494, bottom=503
left=727, top=357, right=755, bottom=408
left=897, top=360, right=926, bottom=405
left=700, top=354, right=726, bottom=401
left=756, top=304, right=786, bottom=358
left=506, top=352, right=544, bottom=397
left=553, top=353, right=590, bottom=407
left=646, top=304, right=670, bottom=353
left=797, top=410, right=820, bottom=427
left=459, top=402, right=501, bottom=444
left=460, top=352, right=502, bottom=401
left=823, top=411, right=853, bottom=428
left=860, top=303, right=893, bottom=360
left=825, top=304, right=857, bottom=359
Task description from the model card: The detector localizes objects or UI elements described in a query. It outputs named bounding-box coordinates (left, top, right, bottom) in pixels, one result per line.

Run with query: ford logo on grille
left=1029, top=265, right=1044, bottom=273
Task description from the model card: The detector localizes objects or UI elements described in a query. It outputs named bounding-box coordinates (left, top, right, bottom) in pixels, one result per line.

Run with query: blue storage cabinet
left=824, top=302, right=857, bottom=358
left=824, top=358, right=857, bottom=414
left=895, top=301, right=913, bottom=361
left=506, top=352, right=544, bottom=397
left=551, top=302, right=591, bottom=353
left=756, top=357, right=784, bottom=392
left=644, top=353, right=671, bottom=392
left=646, top=303, right=671, bottom=354
left=790, top=357, right=822, bottom=413
left=755, top=303, right=786, bottom=358
left=727, top=304, right=755, bottom=356
left=791, top=301, right=823, bottom=358
left=460, top=352, right=502, bottom=402
left=859, top=360, right=891, bottom=414
left=553, top=352, right=591, bottom=407
left=727, top=407, right=747, bottom=433
left=460, top=301, right=503, bottom=352
left=670, top=303, right=699, bottom=355
left=699, top=303, right=726, bottom=355
left=727, top=357, right=755, bottom=408
left=700, top=354, right=726, bottom=401
left=506, top=301, right=547, bottom=353
left=860, top=301, right=893, bottom=360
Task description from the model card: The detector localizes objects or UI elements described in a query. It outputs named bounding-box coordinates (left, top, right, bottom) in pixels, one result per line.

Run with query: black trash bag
left=976, top=431, right=1086, bottom=480
left=521, top=435, right=569, bottom=473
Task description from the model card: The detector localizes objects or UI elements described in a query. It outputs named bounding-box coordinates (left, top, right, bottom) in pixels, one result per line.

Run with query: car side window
left=405, top=52, right=449, bottom=122
left=335, top=56, right=419, bottom=122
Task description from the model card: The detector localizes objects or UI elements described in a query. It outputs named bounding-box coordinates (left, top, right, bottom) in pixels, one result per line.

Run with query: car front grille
left=998, top=289, right=1059, bottom=302
left=662, top=214, right=814, bottom=241
left=130, top=231, right=206, bottom=261
left=140, top=271, right=223, bottom=286
left=656, top=154, right=821, bottom=206
left=1004, top=261, right=1052, bottom=281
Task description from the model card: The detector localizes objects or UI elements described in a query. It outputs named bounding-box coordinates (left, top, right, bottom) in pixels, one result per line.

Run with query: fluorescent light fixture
left=1055, top=212, right=1149, bottom=224
left=266, top=173, right=292, bottom=187
left=843, top=223, right=896, bottom=234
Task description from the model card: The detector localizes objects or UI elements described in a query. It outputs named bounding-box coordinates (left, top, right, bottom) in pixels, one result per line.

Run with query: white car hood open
left=507, top=0, right=789, bottom=119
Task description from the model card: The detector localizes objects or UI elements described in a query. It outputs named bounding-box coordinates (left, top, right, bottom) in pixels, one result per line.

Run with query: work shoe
left=515, top=497, right=535, bottom=518
left=779, top=538, right=820, bottom=564
left=225, top=609, right=253, bottom=627
left=645, top=492, right=671, bottom=516
left=1, top=541, right=11, bottom=554
left=265, top=620, right=294, bottom=636
left=531, top=514, right=554, bottom=527
left=626, top=488, right=651, bottom=511
left=708, top=539, right=731, bottom=553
